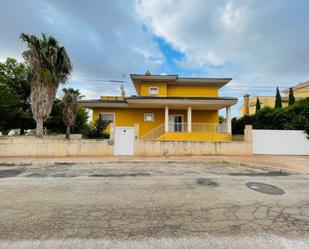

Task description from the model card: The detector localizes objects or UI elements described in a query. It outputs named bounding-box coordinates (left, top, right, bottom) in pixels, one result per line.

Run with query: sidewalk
left=0, top=155, right=308, bottom=173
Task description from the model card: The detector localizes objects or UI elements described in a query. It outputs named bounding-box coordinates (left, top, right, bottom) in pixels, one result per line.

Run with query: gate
left=114, top=127, right=135, bottom=156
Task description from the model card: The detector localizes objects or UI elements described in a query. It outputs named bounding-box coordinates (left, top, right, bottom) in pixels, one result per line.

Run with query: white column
left=187, top=106, right=192, bottom=132
left=226, top=106, right=232, bottom=133
left=165, top=106, right=169, bottom=132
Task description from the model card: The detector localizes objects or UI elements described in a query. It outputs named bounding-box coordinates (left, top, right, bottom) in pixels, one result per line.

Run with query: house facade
left=282, top=81, right=309, bottom=98
left=79, top=74, right=238, bottom=141
left=239, top=81, right=309, bottom=117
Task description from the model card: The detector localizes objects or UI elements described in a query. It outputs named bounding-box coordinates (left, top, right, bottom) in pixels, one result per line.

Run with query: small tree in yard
left=275, top=87, right=282, bottom=108
left=288, top=88, right=295, bottom=106
left=89, top=118, right=111, bottom=139
left=62, top=88, right=83, bottom=139
left=20, top=33, right=73, bottom=137
left=255, top=97, right=261, bottom=112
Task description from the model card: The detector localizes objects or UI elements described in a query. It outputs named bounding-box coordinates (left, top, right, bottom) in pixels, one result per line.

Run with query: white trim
left=144, top=113, right=154, bottom=122
left=225, top=107, right=231, bottom=133
left=149, top=87, right=159, bottom=95
left=187, top=106, right=192, bottom=132
left=165, top=106, right=169, bottom=132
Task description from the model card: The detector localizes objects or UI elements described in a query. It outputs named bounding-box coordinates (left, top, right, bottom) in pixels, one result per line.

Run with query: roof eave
left=130, top=74, right=232, bottom=88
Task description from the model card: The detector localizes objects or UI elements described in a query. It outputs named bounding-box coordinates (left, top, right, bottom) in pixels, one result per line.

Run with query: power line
left=70, top=77, right=308, bottom=94
left=71, top=81, right=292, bottom=89
left=74, top=76, right=301, bottom=85
left=73, top=79, right=294, bottom=88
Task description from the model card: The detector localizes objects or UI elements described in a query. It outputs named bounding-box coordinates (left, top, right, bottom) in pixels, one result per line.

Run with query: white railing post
left=165, top=106, right=169, bottom=132
left=187, top=106, right=192, bottom=132
left=226, top=106, right=232, bottom=133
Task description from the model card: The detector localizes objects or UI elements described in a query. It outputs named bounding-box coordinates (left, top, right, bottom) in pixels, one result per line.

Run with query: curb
left=0, top=159, right=297, bottom=174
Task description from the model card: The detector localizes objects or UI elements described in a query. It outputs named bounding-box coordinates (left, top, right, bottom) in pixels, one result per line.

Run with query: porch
left=140, top=105, right=232, bottom=141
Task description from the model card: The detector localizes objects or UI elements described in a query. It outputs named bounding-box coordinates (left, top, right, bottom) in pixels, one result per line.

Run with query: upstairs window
left=149, top=87, right=158, bottom=95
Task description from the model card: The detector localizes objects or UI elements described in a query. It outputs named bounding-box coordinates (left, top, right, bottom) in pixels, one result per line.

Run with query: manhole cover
left=197, top=178, right=219, bottom=187
left=246, top=182, right=285, bottom=195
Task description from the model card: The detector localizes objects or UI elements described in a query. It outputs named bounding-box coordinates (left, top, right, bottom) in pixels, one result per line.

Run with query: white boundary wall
left=252, top=130, right=309, bottom=155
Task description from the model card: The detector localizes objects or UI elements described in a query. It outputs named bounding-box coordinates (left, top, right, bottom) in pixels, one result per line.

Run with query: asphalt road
left=0, top=162, right=308, bottom=248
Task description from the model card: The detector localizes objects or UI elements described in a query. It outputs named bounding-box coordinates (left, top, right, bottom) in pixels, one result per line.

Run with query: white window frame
left=144, top=113, right=154, bottom=122
left=149, top=87, right=158, bottom=96
left=99, top=112, right=115, bottom=123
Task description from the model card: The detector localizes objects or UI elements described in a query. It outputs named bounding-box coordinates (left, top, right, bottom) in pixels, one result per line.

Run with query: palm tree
left=62, top=88, right=83, bottom=139
left=20, top=33, right=73, bottom=137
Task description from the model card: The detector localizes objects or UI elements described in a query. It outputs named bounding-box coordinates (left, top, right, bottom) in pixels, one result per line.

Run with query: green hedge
left=232, top=97, right=309, bottom=138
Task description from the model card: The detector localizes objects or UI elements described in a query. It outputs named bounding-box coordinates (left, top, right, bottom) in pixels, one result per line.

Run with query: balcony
left=168, top=122, right=228, bottom=133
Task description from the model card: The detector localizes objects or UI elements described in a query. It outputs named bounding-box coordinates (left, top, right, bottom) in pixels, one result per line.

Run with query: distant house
left=79, top=73, right=237, bottom=142
left=282, top=81, right=309, bottom=98
left=239, top=81, right=309, bottom=117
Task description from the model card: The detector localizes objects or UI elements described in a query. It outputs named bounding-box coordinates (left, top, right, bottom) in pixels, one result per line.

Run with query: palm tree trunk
left=36, top=117, right=44, bottom=138
left=20, top=122, right=25, bottom=135
left=66, top=126, right=70, bottom=139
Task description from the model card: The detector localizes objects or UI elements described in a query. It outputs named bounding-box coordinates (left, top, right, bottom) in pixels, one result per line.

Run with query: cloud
left=2, top=0, right=309, bottom=117
left=136, top=0, right=309, bottom=84
left=0, top=0, right=163, bottom=97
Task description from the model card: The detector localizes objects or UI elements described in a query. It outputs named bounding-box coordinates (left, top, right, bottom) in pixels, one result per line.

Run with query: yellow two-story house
left=79, top=73, right=238, bottom=141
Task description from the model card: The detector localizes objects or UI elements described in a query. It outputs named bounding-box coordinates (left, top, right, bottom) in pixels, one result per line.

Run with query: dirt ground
left=0, top=162, right=309, bottom=248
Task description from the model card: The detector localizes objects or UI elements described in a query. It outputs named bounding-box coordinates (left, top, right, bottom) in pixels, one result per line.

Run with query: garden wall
left=134, top=140, right=252, bottom=156
left=0, top=126, right=253, bottom=157
left=0, top=137, right=113, bottom=157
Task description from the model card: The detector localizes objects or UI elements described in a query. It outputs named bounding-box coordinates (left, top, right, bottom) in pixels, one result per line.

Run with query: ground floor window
left=99, top=113, right=115, bottom=123
left=144, top=113, right=154, bottom=122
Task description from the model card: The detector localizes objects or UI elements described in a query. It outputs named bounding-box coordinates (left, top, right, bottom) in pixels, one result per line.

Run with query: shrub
left=232, top=97, right=309, bottom=138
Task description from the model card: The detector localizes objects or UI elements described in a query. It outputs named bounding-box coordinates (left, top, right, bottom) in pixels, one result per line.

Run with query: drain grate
left=197, top=178, right=219, bottom=187
left=246, top=182, right=285, bottom=195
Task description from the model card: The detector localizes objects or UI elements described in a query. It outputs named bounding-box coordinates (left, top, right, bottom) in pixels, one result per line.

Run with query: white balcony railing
left=140, top=123, right=228, bottom=140
left=168, top=123, right=228, bottom=133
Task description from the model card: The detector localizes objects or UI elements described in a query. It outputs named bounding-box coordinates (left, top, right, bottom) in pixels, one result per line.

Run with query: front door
left=168, top=115, right=183, bottom=132
left=114, top=127, right=135, bottom=156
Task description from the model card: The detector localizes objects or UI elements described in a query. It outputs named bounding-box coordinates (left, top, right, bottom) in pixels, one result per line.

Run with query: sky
left=1, top=0, right=309, bottom=117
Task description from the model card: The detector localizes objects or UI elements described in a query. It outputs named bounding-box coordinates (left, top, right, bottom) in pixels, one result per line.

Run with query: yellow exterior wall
left=135, top=83, right=219, bottom=97
left=93, top=108, right=165, bottom=137
left=92, top=108, right=219, bottom=137
left=167, top=85, right=218, bottom=97
left=192, top=110, right=218, bottom=123
left=158, top=132, right=232, bottom=141
left=293, top=90, right=309, bottom=98
left=140, top=83, right=167, bottom=97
